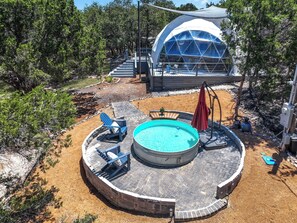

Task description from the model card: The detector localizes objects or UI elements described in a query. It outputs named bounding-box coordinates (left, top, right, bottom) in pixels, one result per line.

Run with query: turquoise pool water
left=133, top=120, right=199, bottom=153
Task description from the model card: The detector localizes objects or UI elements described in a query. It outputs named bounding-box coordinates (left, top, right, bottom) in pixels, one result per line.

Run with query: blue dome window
left=159, top=30, right=232, bottom=74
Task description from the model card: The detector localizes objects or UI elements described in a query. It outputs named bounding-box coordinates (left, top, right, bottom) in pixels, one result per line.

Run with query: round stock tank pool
left=133, top=120, right=199, bottom=167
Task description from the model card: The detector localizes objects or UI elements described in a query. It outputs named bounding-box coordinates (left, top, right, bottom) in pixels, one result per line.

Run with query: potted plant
left=159, top=107, right=165, bottom=116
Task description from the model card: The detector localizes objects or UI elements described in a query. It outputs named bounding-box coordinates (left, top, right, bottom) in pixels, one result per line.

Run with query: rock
left=0, top=151, right=39, bottom=199
left=0, top=184, right=6, bottom=198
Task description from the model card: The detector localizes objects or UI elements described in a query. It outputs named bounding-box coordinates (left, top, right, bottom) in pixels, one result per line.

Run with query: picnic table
left=149, top=111, right=179, bottom=120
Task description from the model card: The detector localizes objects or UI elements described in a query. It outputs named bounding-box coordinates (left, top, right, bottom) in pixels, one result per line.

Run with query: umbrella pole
left=203, top=81, right=223, bottom=140
left=210, top=95, right=215, bottom=139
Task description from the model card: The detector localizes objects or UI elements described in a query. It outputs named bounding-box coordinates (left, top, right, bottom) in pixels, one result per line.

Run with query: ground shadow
left=96, top=133, right=124, bottom=144
left=266, top=151, right=297, bottom=179
left=79, top=158, right=170, bottom=219
left=79, top=158, right=126, bottom=210
left=279, top=165, right=297, bottom=177
left=268, top=152, right=285, bottom=175
left=231, top=126, right=278, bottom=151
left=267, top=151, right=297, bottom=177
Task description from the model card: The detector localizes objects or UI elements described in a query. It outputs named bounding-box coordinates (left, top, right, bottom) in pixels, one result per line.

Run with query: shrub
left=73, top=214, right=97, bottom=223
left=0, top=86, right=76, bottom=153
left=105, top=76, right=113, bottom=83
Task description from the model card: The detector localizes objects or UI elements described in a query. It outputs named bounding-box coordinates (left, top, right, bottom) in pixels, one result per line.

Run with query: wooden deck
left=149, top=111, right=179, bottom=120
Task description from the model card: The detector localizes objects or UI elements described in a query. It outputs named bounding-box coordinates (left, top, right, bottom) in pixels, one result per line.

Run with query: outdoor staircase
left=109, top=60, right=135, bottom=78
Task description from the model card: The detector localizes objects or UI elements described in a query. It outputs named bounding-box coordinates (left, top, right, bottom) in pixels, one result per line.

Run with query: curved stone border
left=81, top=110, right=245, bottom=219
left=175, top=199, right=228, bottom=221
left=215, top=123, right=245, bottom=199
left=82, top=126, right=176, bottom=216
left=152, top=110, right=245, bottom=199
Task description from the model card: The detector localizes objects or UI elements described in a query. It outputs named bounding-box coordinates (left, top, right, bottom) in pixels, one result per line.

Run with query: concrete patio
left=82, top=101, right=244, bottom=220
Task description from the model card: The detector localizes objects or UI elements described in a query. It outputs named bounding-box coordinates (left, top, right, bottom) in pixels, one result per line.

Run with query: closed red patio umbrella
left=191, top=83, right=209, bottom=131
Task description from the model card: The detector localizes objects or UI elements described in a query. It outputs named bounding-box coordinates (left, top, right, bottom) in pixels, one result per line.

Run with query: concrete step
left=109, top=60, right=136, bottom=77
left=117, top=66, right=134, bottom=70
left=119, top=60, right=134, bottom=64
left=112, top=70, right=134, bottom=74
left=118, top=65, right=134, bottom=68
left=111, top=74, right=135, bottom=78
left=120, top=60, right=133, bottom=63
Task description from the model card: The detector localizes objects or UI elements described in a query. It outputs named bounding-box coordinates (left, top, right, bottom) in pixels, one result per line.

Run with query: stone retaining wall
left=82, top=127, right=176, bottom=216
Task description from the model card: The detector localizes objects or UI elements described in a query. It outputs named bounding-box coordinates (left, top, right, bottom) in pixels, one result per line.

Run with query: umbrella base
left=200, top=131, right=227, bottom=150
left=204, top=139, right=227, bottom=150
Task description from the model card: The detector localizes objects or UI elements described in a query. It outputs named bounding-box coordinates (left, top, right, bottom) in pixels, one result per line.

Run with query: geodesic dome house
left=151, top=7, right=234, bottom=75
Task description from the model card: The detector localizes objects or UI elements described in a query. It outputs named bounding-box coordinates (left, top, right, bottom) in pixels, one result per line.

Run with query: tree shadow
left=230, top=125, right=279, bottom=152
left=0, top=172, right=61, bottom=223
left=231, top=129, right=264, bottom=150
left=73, top=92, right=99, bottom=118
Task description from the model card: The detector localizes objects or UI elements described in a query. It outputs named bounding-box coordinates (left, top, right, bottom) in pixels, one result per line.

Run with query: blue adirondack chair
left=96, top=145, right=131, bottom=179
left=100, top=113, right=127, bottom=141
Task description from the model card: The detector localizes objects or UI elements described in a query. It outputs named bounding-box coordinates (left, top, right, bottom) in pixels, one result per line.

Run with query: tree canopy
left=223, top=0, right=297, bottom=120
left=0, top=0, right=188, bottom=92
left=0, top=0, right=106, bottom=92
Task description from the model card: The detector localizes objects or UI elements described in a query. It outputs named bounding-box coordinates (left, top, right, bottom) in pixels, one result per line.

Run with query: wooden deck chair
left=100, top=112, right=127, bottom=141
left=96, top=144, right=131, bottom=179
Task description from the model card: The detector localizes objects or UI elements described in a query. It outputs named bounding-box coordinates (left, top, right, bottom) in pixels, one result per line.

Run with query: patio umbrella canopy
left=191, top=84, right=209, bottom=131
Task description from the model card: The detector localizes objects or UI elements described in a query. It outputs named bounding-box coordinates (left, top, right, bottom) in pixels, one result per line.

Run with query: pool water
left=133, top=120, right=199, bottom=153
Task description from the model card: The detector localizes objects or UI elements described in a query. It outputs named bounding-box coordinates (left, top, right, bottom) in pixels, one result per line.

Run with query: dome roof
left=151, top=16, right=224, bottom=65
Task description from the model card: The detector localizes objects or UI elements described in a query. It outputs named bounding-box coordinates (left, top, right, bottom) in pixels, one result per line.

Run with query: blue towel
left=262, top=155, right=276, bottom=165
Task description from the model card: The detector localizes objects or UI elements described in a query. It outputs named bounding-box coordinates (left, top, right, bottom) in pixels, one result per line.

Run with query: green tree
left=0, top=86, right=76, bottom=153
left=0, top=41, right=49, bottom=93
left=154, top=0, right=176, bottom=31
left=103, top=0, right=137, bottom=56
left=207, top=0, right=227, bottom=8
left=80, top=3, right=106, bottom=76
left=0, top=0, right=85, bottom=91
left=35, top=0, right=82, bottom=83
left=140, top=0, right=177, bottom=49
left=223, top=0, right=297, bottom=119
left=177, top=3, right=197, bottom=11
left=0, top=0, right=48, bottom=93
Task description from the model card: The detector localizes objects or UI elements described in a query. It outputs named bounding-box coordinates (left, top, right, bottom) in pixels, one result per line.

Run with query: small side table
left=149, top=112, right=179, bottom=120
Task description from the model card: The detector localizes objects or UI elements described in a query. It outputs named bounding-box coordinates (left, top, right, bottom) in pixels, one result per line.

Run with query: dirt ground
left=73, top=78, right=148, bottom=122
left=37, top=79, right=297, bottom=223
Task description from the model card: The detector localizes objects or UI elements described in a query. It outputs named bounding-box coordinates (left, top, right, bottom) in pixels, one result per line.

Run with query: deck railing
left=153, top=61, right=232, bottom=76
